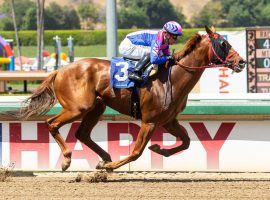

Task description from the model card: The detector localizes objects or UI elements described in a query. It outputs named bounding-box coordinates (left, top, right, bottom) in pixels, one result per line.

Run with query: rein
left=175, top=34, right=239, bottom=71
left=175, top=62, right=226, bottom=70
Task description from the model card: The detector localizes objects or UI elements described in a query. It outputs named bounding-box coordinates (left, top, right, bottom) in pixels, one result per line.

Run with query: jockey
left=119, top=21, right=183, bottom=83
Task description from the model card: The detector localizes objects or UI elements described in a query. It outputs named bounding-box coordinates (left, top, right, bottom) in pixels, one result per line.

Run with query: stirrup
left=128, top=73, right=143, bottom=83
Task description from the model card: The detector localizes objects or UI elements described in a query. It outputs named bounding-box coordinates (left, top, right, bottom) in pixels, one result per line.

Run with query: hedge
left=0, top=27, right=244, bottom=46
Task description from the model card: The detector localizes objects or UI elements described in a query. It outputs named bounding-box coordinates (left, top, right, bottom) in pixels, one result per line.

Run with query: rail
left=0, top=93, right=269, bottom=103
left=0, top=71, right=51, bottom=93
left=188, top=93, right=270, bottom=101
left=0, top=71, right=50, bottom=81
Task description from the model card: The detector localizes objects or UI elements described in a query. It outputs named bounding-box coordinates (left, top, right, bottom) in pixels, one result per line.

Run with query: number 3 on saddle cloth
left=110, top=57, right=154, bottom=119
left=110, top=57, right=153, bottom=88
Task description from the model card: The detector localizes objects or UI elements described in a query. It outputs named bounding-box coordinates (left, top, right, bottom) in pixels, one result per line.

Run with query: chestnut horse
left=1, top=26, right=246, bottom=171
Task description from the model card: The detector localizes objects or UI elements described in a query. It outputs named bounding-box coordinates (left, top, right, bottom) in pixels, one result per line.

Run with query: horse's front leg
left=96, top=122, right=156, bottom=170
left=148, top=118, right=190, bottom=157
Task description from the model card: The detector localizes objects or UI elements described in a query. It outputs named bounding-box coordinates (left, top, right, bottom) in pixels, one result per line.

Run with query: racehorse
left=0, top=26, right=246, bottom=171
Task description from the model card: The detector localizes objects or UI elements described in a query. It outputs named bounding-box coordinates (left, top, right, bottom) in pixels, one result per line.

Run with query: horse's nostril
left=239, top=60, right=246, bottom=64
left=238, top=60, right=246, bottom=69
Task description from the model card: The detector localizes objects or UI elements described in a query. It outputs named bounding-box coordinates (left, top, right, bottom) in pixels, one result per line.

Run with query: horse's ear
left=210, top=26, right=216, bottom=33
left=205, top=25, right=213, bottom=35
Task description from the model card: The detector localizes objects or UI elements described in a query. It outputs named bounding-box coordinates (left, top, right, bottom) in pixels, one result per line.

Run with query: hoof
left=96, top=161, right=105, bottom=169
left=96, top=161, right=114, bottom=172
left=148, top=144, right=160, bottom=152
left=61, top=159, right=71, bottom=171
left=148, top=144, right=170, bottom=157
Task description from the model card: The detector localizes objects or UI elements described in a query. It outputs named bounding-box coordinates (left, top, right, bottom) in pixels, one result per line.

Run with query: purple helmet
left=163, top=21, right=183, bottom=36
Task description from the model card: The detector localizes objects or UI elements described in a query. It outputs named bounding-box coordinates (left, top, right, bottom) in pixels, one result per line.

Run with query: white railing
left=188, top=93, right=270, bottom=101
left=0, top=93, right=269, bottom=105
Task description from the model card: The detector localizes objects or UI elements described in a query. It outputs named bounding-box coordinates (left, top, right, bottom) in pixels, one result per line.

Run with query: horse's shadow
left=71, top=171, right=270, bottom=183
left=75, top=178, right=269, bottom=183
left=106, top=178, right=220, bottom=183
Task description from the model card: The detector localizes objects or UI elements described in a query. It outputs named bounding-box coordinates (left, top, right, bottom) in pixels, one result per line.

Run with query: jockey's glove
left=166, top=55, right=176, bottom=67
left=167, top=55, right=175, bottom=61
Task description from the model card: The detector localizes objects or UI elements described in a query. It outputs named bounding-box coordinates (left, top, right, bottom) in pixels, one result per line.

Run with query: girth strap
left=131, top=87, right=141, bottom=119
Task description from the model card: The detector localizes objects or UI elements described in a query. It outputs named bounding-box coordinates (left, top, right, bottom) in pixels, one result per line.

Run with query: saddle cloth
left=110, top=57, right=153, bottom=88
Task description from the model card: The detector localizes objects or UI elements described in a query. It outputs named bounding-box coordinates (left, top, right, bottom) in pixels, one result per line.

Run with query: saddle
left=110, top=57, right=158, bottom=119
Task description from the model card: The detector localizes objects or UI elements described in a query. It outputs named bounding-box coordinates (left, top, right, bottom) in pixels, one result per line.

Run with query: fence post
left=53, top=35, right=61, bottom=69
left=67, top=36, right=74, bottom=63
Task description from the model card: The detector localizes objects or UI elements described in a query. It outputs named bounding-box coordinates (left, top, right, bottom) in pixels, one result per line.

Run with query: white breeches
left=119, top=38, right=151, bottom=60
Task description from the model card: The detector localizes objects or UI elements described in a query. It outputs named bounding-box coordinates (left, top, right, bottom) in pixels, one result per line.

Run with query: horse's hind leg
left=148, top=118, right=190, bottom=157
left=46, top=109, right=85, bottom=171
left=97, top=122, right=156, bottom=170
left=75, top=99, right=112, bottom=165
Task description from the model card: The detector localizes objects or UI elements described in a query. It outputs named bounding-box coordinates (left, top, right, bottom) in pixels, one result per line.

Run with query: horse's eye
left=220, top=41, right=227, bottom=48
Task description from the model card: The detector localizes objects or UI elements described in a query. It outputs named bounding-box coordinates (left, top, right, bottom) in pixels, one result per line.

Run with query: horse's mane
left=174, top=33, right=202, bottom=61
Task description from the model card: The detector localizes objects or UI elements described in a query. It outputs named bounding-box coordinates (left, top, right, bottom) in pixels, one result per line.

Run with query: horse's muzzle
left=234, top=60, right=246, bottom=73
left=226, top=59, right=246, bottom=73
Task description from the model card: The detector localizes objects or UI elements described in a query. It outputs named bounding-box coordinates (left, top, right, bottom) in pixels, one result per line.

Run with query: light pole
left=106, top=0, right=118, bottom=59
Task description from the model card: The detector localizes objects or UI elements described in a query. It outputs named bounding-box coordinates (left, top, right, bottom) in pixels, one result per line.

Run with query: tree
left=190, top=0, right=270, bottom=27
left=257, top=4, right=270, bottom=26
left=219, top=0, right=270, bottom=27
left=118, top=0, right=190, bottom=29
left=21, top=7, right=37, bottom=30
left=191, top=1, right=224, bottom=27
left=0, top=0, right=35, bottom=30
left=140, top=0, right=186, bottom=28
left=0, top=18, right=13, bottom=30
left=77, top=4, right=98, bottom=22
left=77, top=3, right=99, bottom=29
left=44, top=2, right=80, bottom=30
left=62, top=7, right=81, bottom=29
left=118, top=8, right=149, bottom=28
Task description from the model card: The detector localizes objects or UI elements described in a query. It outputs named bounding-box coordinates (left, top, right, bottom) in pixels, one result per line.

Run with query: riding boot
left=128, top=54, right=150, bottom=83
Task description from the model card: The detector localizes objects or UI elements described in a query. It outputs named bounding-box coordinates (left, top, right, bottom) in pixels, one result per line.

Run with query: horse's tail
left=0, top=70, right=59, bottom=121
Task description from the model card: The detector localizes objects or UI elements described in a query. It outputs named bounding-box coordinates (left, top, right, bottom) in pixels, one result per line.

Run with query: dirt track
left=1, top=171, right=270, bottom=200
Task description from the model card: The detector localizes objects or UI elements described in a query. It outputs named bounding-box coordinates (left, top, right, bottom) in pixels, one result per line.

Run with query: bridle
left=175, top=33, right=242, bottom=71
